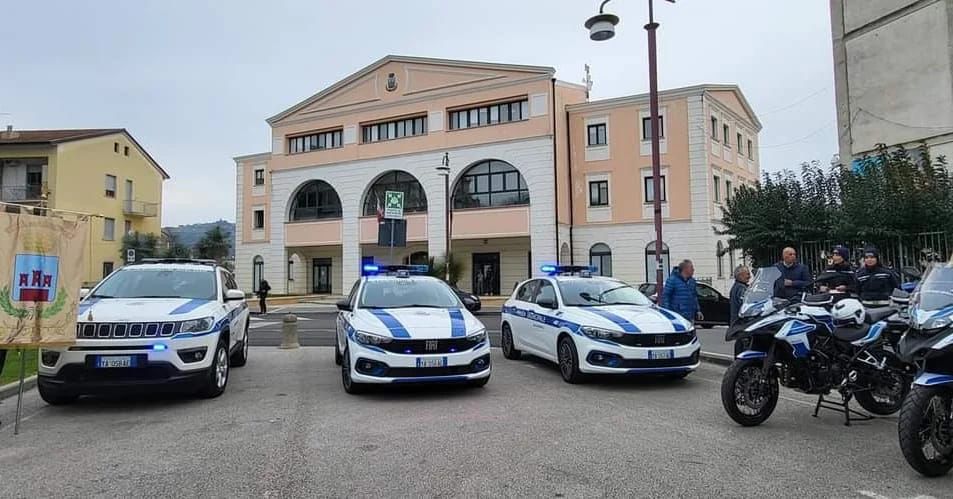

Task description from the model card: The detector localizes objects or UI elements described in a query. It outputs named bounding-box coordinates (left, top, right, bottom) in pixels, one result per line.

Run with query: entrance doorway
left=312, top=258, right=332, bottom=294
left=472, top=253, right=500, bottom=296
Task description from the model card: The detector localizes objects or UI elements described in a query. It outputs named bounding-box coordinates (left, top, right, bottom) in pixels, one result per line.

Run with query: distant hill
left=162, top=220, right=235, bottom=258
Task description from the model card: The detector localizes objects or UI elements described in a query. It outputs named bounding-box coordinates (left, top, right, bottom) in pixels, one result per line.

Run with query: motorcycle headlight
left=179, top=317, right=214, bottom=333
left=353, top=331, right=393, bottom=345
left=581, top=326, right=624, bottom=340
left=923, top=317, right=952, bottom=334
left=466, top=329, right=487, bottom=343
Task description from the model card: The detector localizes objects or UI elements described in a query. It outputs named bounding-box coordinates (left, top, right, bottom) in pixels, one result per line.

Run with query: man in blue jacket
left=661, top=259, right=703, bottom=323
left=774, top=247, right=812, bottom=300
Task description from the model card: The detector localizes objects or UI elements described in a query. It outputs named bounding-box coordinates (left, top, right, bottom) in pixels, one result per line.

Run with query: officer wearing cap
left=856, top=246, right=900, bottom=303
left=819, top=245, right=857, bottom=294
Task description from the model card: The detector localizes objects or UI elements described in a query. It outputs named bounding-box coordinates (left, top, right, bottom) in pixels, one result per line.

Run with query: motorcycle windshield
left=744, top=267, right=782, bottom=306
left=913, top=263, right=953, bottom=312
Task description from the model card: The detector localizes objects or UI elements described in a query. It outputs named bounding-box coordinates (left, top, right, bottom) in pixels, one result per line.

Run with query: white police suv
left=334, top=265, right=490, bottom=394
left=37, top=259, right=250, bottom=404
left=501, top=266, right=700, bottom=383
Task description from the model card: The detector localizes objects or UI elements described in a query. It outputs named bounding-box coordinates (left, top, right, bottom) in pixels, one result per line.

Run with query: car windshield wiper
left=600, top=302, right=643, bottom=306
left=129, top=295, right=177, bottom=299
left=89, top=294, right=113, bottom=299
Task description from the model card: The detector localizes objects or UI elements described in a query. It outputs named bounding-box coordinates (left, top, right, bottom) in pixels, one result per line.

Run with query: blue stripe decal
left=391, top=375, right=471, bottom=384
left=915, top=373, right=953, bottom=386
left=502, top=305, right=582, bottom=334
left=584, top=308, right=640, bottom=333
left=448, top=308, right=467, bottom=337
left=737, top=350, right=767, bottom=360
left=170, top=299, right=212, bottom=315
left=368, top=310, right=411, bottom=338
left=654, top=307, right=687, bottom=332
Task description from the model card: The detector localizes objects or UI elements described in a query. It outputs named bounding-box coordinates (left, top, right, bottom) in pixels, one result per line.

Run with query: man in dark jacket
left=257, top=279, right=272, bottom=314
left=818, top=245, right=857, bottom=294
left=774, top=247, right=812, bottom=301
left=661, top=260, right=702, bottom=323
left=856, top=246, right=900, bottom=303
left=729, top=266, right=751, bottom=325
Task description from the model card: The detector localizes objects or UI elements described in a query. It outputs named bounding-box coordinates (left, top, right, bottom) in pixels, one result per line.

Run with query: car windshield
left=744, top=267, right=781, bottom=305
left=558, top=279, right=651, bottom=306
left=912, top=263, right=953, bottom=311
left=359, top=278, right=461, bottom=309
left=91, top=268, right=217, bottom=300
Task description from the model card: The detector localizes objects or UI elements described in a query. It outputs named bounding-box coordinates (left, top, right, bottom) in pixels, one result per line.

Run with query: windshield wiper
left=89, top=294, right=113, bottom=299
left=129, top=295, right=177, bottom=299
left=600, top=302, right=643, bottom=306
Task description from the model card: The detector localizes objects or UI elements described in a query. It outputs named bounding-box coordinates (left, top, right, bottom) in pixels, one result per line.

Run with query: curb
left=0, top=375, right=38, bottom=401
left=699, top=351, right=733, bottom=366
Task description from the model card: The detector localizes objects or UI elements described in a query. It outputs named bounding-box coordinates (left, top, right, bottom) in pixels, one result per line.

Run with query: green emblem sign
left=384, top=191, right=404, bottom=219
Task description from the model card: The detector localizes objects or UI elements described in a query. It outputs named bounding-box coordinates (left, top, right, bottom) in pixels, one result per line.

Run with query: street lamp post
left=585, top=0, right=673, bottom=295
left=436, top=153, right=451, bottom=282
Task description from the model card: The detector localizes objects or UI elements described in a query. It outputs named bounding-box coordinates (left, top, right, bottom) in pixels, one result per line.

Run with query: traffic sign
left=384, top=191, right=404, bottom=219
left=126, top=248, right=136, bottom=263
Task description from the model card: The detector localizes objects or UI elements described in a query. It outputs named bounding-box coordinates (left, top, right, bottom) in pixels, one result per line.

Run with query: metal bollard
left=279, top=314, right=300, bottom=349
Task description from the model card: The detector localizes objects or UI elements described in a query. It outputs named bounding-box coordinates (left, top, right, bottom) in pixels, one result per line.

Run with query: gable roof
left=267, top=55, right=555, bottom=125
left=0, top=128, right=170, bottom=179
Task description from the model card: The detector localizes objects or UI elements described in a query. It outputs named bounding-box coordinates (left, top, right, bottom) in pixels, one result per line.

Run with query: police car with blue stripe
left=501, top=266, right=700, bottom=383
left=334, top=265, right=490, bottom=393
left=37, top=259, right=250, bottom=404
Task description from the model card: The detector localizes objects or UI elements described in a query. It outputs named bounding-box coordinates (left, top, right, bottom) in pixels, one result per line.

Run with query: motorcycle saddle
left=803, top=293, right=834, bottom=306
left=833, top=324, right=871, bottom=342
left=865, top=307, right=896, bottom=324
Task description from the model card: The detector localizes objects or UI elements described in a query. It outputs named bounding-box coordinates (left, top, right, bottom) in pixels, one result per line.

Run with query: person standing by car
left=661, top=260, right=703, bottom=324
left=774, top=247, right=812, bottom=301
left=257, top=279, right=271, bottom=315
left=856, top=246, right=900, bottom=303
left=729, top=266, right=751, bottom=325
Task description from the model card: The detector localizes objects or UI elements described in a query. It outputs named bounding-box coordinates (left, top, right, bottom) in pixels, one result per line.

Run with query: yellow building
left=0, top=127, right=169, bottom=285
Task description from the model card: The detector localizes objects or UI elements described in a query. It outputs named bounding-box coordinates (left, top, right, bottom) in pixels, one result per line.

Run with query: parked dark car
left=451, top=286, right=481, bottom=312
left=638, top=282, right=730, bottom=328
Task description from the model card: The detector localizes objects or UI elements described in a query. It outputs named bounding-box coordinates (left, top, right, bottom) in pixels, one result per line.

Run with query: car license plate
left=649, top=349, right=674, bottom=360
left=416, top=357, right=447, bottom=368
left=94, top=356, right=136, bottom=368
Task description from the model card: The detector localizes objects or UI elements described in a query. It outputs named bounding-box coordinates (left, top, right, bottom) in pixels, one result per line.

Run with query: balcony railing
left=123, top=199, right=159, bottom=217
left=0, top=185, right=43, bottom=202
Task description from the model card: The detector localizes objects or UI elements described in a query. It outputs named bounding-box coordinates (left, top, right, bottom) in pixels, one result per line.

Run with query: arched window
left=289, top=180, right=342, bottom=221
left=590, top=243, right=612, bottom=277
left=362, top=171, right=427, bottom=216
left=645, top=241, right=671, bottom=282
left=406, top=251, right=428, bottom=266
left=717, top=241, right=725, bottom=278
left=252, top=255, right=264, bottom=293
left=452, top=160, right=529, bottom=209
left=560, top=242, right=571, bottom=265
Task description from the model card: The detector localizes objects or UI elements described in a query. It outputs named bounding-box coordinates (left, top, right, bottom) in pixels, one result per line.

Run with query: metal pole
left=389, top=220, right=394, bottom=264
left=14, top=348, right=25, bottom=435
left=646, top=0, right=665, bottom=294
left=445, top=173, right=451, bottom=282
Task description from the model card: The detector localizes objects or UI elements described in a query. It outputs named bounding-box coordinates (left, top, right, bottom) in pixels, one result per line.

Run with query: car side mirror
left=336, top=299, right=352, bottom=312
left=79, top=288, right=91, bottom=299
left=225, top=289, right=245, bottom=301
left=463, top=300, right=479, bottom=312
left=537, top=297, right=557, bottom=309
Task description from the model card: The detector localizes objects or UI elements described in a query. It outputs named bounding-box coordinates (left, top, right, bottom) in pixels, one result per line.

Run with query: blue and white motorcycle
left=722, top=267, right=911, bottom=427
left=897, top=263, right=953, bottom=477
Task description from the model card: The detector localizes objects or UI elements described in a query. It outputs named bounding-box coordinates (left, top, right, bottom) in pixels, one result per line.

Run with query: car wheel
left=334, top=341, right=343, bottom=366
left=38, top=382, right=78, bottom=405
left=230, top=322, right=249, bottom=367
left=558, top=336, right=585, bottom=384
left=501, top=323, right=521, bottom=360
left=200, top=338, right=229, bottom=398
left=341, top=347, right=365, bottom=395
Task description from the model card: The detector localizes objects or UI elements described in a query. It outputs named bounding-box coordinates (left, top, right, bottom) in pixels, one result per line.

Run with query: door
left=697, top=283, right=729, bottom=325
left=508, top=280, right=539, bottom=353
left=472, top=253, right=500, bottom=296
left=312, top=258, right=332, bottom=294
left=529, top=280, right=559, bottom=360
left=221, top=270, right=243, bottom=350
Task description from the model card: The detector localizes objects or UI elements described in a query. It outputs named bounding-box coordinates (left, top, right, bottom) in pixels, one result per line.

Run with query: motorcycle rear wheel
left=721, top=359, right=779, bottom=427
left=898, top=385, right=953, bottom=477
left=854, top=368, right=910, bottom=415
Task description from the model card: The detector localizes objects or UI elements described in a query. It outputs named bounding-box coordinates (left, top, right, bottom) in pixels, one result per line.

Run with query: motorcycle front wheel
left=898, top=385, right=953, bottom=477
left=721, top=358, right=779, bottom=427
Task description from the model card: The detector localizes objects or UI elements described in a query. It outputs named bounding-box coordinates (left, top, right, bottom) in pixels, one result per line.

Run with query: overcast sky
left=2, top=0, right=837, bottom=227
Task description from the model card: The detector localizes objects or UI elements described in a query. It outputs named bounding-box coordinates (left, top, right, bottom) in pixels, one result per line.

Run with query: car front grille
left=620, top=351, right=699, bottom=368
left=375, top=337, right=483, bottom=355
left=76, top=322, right=181, bottom=339
left=613, top=331, right=696, bottom=348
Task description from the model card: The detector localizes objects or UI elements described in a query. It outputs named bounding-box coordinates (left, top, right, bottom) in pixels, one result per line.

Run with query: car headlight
left=686, top=328, right=697, bottom=339
left=581, top=326, right=624, bottom=340
left=466, top=329, right=487, bottom=343
left=179, top=317, right=214, bottom=333
left=353, top=331, right=393, bottom=345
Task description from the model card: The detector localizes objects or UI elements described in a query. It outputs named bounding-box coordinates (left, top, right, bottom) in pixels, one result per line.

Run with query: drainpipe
left=565, top=100, right=575, bottom=266
left=551, top=78, right=560, bottom=265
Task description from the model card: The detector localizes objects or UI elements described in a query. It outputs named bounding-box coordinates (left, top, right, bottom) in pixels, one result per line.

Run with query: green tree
left=427, top=253, right=463, bottom=287
left=194, top=226, right=231, bottom=263
left=120, top=231, right=159, bottom=262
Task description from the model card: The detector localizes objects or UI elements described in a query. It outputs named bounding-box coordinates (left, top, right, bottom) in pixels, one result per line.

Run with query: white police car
left=37, top=259, right=250, bottom=404
left=334, top=265, right=490, bottom=394
left=501, top=266, right=700, bottom=383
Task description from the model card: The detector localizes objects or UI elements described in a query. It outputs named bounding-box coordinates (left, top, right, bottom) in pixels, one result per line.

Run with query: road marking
left=249, top=321, right=278, bottom=330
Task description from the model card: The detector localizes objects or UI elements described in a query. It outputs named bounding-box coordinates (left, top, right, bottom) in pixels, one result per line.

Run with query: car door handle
left=532, top=323, right=545, bottom=329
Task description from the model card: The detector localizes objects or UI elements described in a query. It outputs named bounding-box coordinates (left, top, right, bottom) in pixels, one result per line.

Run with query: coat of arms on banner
left=12, top=254, right=60, bottom=302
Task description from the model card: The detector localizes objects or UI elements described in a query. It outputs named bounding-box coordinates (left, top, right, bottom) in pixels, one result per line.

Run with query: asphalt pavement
left=1, top=348, right=947, bottom=497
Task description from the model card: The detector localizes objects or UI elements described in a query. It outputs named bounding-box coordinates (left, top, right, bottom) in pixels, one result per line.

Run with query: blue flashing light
left=152, top=344, right=167, bottom=351
left=541, top=265, right=596, bottom=276
left=362, top=264, right=380, bottom=275
left=540, top=265, right=558, bottom=275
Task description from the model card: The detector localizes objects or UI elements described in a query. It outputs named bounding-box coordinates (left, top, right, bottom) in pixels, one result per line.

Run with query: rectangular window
left=711, top=116, right=719, bottom=141
left=103, top=218, right=115, bottom=241
left=287, top=129, right=343, bottom=154
left=737, top=133, right=743, bottom=152
left=113, top=142, right=119, bottom=153
left=723, top=124, right=730, bottom=146
left=644, top=175, right=667, bottom=203
left=361, top=115, right=427, bottom=143
left=102, top=262, right=114, bottom=279
left=253, top=210, right=265, bottom=229
left=124, top=220, right=132, bottom=235
left=448, top=98, right=529, bottom=130
left=587, top=123, right=607, bottom=146
left=589, top=180, right=609, bottom=206
left=104, top=174, right=117, bottom=198
left=642, top=116, right=665, bottom=141
left=713, top=175, right=721, bottom=203
left=747, top=139, right=754, bottom=159
left=123, top=146, right=129, bottom=157
left=254, top=169, right=265, bottom=186
left=726, top=180, right=733, bottom=202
